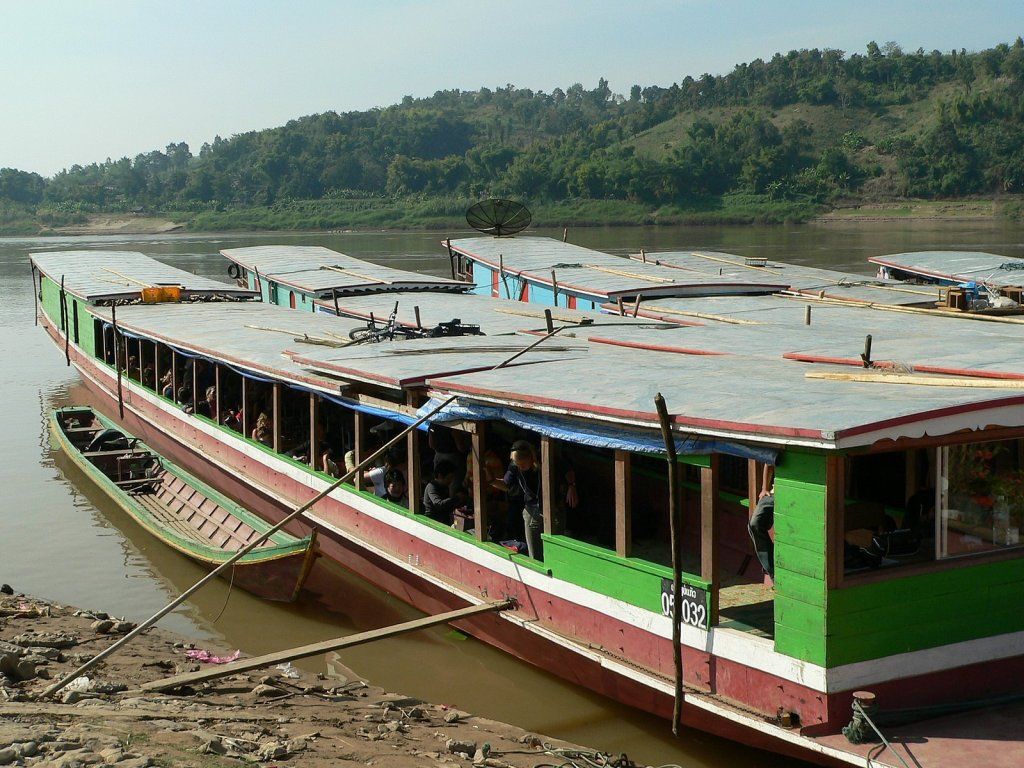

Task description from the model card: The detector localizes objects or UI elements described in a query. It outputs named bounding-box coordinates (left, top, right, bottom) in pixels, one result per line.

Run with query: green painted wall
left=772, top=448, right=829, bottom=665
left=39, top=275, right=63, bottom=326
left=543, top=534, right=709, bottom=614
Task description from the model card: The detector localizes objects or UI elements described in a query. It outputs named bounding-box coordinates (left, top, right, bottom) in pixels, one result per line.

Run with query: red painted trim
left=589, top=336, right=727, bottom=356
left=836, top=394, right=1024, bottom=439
left=783, top=352, right=1024, bottom=380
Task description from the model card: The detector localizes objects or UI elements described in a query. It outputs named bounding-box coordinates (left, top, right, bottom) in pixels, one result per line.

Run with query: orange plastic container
left=141, top=286, right=182, bottom=303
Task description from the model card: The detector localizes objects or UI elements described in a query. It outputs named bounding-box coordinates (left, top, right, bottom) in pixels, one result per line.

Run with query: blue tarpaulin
left=322, top=393, right=430, bottom=432
left=415, top=397, right=778, bottom=464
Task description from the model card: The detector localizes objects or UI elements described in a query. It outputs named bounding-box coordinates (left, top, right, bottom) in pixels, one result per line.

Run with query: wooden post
left=153, top=342, right=161, bottom=395
left=309, top=393, right=322, bottom=470
left=805, top=305, right=812, bottom=325
left=701, top=454, right=720, bottom=626
left=272, top=383, right=282, bottom=453
left=241, top=376, right=250, bottom=438
left=541, top=435, right=561, bottom=535
left=472, top=422, right=488, bottom=541
left=445, top=239, right=456, bottom=280
left=550, top=270, right=559, bottom=307
left=353, top=410, right=366, bottom=489
left=614, top=450, right=632, bottom=558
left=562, top=227, right=568, bottom=243
left=414, top=306, right=422, bottom=330
left=332, top=288, right=340, bottom=317
left=825, top=454, right=846, bottom=589
left=544, top=308, right=554, bottom=333
left=653, top=394, right=683, bottom=735
left=111, top=305, right=124, bottom=419
left=213, top=365, right=221, bottom=424
left=406, top=392, right=422, bottom=514
left=191, top=360, right=199, bottom=415
left=747, top=459, right=761, bottom=514
left=31, top=265, right=38, bottom=327
left=136, top=338, right=144, bottom=381
left=170, top=350, right=177, bottom=401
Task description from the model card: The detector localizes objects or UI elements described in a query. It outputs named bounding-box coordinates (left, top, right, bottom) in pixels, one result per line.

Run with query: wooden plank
left=701, top=455, right=720, bottom=625
left=614, top=450, right=632, bottom=557
left=805, top=371, right=1024, bottom=388
left=142, top=600, right=513, bottom=691
left=825, top=455, right=846, bottom=590
left=472, top=422, right=488, bottom=542
left=492, top=307, right=593, bottom=325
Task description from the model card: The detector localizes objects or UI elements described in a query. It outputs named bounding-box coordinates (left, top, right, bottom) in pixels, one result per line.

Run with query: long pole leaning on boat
left=43, top=325, right=567, bottom=698
left=111, top=304, right=125, bottom=419
left=654, top=393, right=684, bottom=736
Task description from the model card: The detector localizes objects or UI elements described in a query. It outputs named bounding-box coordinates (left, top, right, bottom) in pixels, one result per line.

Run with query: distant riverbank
left=3, top=194, right=1022, bottom=237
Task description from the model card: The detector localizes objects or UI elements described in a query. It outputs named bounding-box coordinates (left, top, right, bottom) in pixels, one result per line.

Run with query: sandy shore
left=0, top=590, right=621, bottom=768
left=48, top=216, right=185, bottom=236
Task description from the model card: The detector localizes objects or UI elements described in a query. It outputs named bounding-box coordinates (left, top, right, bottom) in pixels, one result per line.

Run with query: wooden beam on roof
left=806, top=371, right=1024, bottom=388
left=615, top=450, right=632, bottom=558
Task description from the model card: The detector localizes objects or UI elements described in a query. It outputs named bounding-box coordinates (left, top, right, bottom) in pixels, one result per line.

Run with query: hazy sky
left=2, top=1, right=1022, bottom=176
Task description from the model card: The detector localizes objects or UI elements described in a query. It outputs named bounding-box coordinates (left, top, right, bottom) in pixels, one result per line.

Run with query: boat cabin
left=220, top=245, right=472, bottom=310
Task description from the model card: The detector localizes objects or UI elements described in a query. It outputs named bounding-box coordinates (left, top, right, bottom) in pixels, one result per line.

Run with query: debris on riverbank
left=0, top=589, right=632, bottom=768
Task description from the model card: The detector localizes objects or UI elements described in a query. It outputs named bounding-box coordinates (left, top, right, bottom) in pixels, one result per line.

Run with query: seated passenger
left=160, top=372, right=174, bottom=400
left=382, top=468, right=408, bottom=507
left=222, top=406, right=242, bottom=432
left=320, top=442, right=341, bottom=478
left=196, top=386, right=217, bottom=419
left=252, top=412, right=273, bottom=446
left=423, top=460, right=466, bottom=524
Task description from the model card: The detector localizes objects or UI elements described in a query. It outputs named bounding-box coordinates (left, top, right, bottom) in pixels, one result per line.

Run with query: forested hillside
left=3, top=39, right=1024, bottom=232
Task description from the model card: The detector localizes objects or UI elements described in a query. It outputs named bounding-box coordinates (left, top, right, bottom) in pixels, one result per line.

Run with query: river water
left=2, top=221, right=1023, bottom=766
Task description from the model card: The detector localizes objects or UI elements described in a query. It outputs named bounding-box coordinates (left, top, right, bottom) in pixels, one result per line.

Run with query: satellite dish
left=466, top=199, right=532, bottom=236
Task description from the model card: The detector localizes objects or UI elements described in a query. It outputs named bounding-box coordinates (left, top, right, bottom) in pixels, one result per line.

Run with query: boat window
left=938, top=438, right=1024, bottom=559
left=316, top=398, right=355, bottom=483
left=843, top=448, right=936, bottom=575
left=278, top=386, right=312, bottom=460
left=217, top=365, right=244, bottom=432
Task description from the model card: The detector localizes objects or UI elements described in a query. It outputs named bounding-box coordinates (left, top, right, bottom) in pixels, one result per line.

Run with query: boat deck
left=814, top=699, right=1024, bottom=768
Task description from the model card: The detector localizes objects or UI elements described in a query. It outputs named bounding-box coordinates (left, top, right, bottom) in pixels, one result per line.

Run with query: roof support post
left=153, top=342, right=161, bottom=396
left=826, top=454, right=846, bottom=589
left=241, top=376, right=250, bottom=439
left=309, top=393, right=321, bottom=471
left=406, top=392, right=423, bottom=514
left=701, top=454, right=720, bottom=627
left=214, top=365, right=221, bottom=424
left=272, top=383, right=282, bottom=454
left=472, top=422, right=489, bottom=542
left=191, top=359, right=199, bottom=416
left=353, top=409, right=366, bottom=490
left=541, top=436, right=562, bottom=536
left=614, top=450, right=632, bottom=558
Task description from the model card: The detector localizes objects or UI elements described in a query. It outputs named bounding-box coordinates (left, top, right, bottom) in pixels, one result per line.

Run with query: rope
left=853, top=700, right=914, bottom=768
left=210, top=564, right=236, bottom=623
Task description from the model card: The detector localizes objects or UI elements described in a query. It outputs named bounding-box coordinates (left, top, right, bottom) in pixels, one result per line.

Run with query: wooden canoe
left=50, top=406, right=318, bottom=602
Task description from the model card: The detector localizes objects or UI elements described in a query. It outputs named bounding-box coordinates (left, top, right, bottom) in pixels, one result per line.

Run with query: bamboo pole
left=332, top=288, right=341, bottom=317
left=654, top=393, right=684, bottom=736
left=60, top=276, right=70, bottom=366
left=550, top=270, right=559, bottom=306
left=446, top=239, right=456, bottom=280
left=31, top=264, right=38, bottom=327
left=143, top=600, right=513, bottom=691
left=778, top=291, right=1024, bottom=325
left=43, top=326, right=568, bottom=699
left=499, top=255, right=511, bottom=300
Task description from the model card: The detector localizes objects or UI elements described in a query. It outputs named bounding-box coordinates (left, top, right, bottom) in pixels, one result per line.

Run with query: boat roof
left=30, top=251, right=257, bottom=303
left=868, top=251, right=1024, bottom=288
left=314, top=290, right=668, bottom=336
left=641, top=251, right=938, bottom=306
left=446, top=236, right=790, bottom=300
left=426, top=341, right=1024, bottom=450
left=91, top=302, right=365, bottom=393
left=220, top=245, right=472, bottom=297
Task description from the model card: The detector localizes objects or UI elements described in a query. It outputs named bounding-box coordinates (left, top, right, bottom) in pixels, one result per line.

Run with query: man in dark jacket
left=422, top=460, right=466, bottom=524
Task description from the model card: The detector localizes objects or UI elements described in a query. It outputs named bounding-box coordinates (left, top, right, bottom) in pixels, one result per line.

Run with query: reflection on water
left=3, top=222, right=1023, bottom=767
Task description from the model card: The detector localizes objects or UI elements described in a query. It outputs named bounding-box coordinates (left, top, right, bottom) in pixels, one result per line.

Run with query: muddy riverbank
left=0, top=590, right=618, bottom=768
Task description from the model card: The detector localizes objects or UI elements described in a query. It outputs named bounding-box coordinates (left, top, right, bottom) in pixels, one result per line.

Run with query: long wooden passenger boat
left=29, top=244, right=1024, bottom=767
left=51, top=405, right=318, bottom=602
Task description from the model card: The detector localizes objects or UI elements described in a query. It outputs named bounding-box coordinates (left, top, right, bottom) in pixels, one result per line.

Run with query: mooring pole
left=111, top=304, right=125, bottom=419
left=446, top=238, right=456, bottom=280
left=332, top=287, right=340, bottom=317
left=654, top=393, right=684, bottom=735
left=43, top=326, right=568, bottom=699
left=60, top=276, right=71, bottom=366
left=31, top=264, right=39, bottom=326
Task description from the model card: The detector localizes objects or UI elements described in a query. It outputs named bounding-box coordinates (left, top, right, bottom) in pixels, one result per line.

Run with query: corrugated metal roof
left=869, top=251, right=1024, bottom=289
left=220, top=245, right=472, bottom=297
left=92, top=302, right=365, bottom=392
left=642, top=250, right=937, bottom=306
left=30, top=251, right=256, bottom=302
left=448, top=236, right=789, bottom=300
left=289, top=335, right=590, bottom=390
